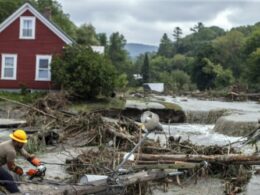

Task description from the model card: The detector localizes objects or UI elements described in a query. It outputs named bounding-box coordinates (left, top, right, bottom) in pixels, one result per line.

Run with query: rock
left=214, top=113, right=260, bottom=136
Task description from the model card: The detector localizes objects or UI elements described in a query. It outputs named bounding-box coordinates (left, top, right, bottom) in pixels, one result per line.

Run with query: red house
left=0, top=3, right=73, bottom=91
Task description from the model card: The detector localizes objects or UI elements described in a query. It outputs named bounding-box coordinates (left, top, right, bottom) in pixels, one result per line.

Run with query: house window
left=20, top=16, right=36, bottom=39
left=1, top=54, right=17, bottom=80
left=35, top=55, right=52, bottom=81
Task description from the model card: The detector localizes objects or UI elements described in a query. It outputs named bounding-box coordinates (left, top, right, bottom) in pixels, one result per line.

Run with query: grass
left=70, top=97, right=126, bottom=112
left=159, top=101, right=182, bottom=111
left=0, top=91, right=46, bottom=104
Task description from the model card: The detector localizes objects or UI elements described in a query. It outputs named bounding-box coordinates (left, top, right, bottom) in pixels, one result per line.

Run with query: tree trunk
left=136, top=153, right=260, bottom=164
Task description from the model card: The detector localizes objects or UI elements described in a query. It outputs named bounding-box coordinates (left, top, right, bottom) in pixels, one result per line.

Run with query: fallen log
left=142, top=146, right=172, bottom=153
left=136, top=153, right=260, bottom=164
left=132, top=162, right=199, bottom=170
left=136, top=160, right=195, bottom=165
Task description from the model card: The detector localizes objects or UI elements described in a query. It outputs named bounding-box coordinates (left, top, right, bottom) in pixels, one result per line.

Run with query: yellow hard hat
left=10, top=129, right=28, bottom=143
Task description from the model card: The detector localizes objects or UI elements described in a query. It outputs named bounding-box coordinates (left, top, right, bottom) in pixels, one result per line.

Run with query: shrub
left=51, top=45, right=116, bottom=99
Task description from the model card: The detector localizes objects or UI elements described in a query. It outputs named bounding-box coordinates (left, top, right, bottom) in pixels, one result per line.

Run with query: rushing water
left=149, top=123, right=244, bottom=147
left=150, top=96, right=260, bottom=195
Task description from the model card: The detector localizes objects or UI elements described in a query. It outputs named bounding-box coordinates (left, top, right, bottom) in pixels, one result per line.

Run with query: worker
left=0, top=129, right=42, bottom=193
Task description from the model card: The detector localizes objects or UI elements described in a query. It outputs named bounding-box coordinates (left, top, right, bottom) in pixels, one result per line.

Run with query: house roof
left=0, top=3, right=73, bottom=44
left=91, top=46, right=105, bottom=54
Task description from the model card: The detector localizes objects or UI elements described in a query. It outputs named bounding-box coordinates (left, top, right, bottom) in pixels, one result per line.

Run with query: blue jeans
left=0, top=167, right=20, bottom=193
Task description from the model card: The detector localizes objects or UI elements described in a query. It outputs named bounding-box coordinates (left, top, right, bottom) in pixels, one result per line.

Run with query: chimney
left=43, top=7, right=52, bottom=20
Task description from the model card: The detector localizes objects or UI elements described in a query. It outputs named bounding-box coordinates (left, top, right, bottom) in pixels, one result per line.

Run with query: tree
left=76, top=24, right=99, bottom=46
left=213, top=30, right=245, bottom=78
left=173, top=27, right=183, bottom=53
left=107, top=32, right=132, bottom=74
left=214, top=67, right=234, bottom=89
left=97, top=33, right=108, bottom=47
left=192, top=56, right=234, bottom=90
left=159, top=70, right=192, bottom=92
left=150, top=55, right=171, bottom=81
left=0, top=0, right=32, bottom=23
left=244, top=29, right=260, bottom=55
left=245, top=48, right=260, bottom=91
left=158, top=33, right=174, bottom=58
left=190, top=22, right=204, bottom=33
left=192, top=57, right=217, bottom=90
left=36, top=0, right=77, bottom=38
left=170, top=54, right=187, bottom=71
left=115, top=73, right=128, bottom=91
left=179, top=25, right=224, bottom=55
left=51, top=45, right=116, bottom=99
left=141, top=53, right=150, bottom=83
left=173, top=27, right=183, bottom=41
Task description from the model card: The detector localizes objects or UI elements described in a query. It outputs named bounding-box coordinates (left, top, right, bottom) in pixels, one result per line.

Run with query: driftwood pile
left=66, top=138, right=256, bottom=194
left=21, top=93, right=142, bottom=151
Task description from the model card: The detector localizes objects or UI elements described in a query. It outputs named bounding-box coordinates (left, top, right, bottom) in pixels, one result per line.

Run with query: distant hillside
left=125, top=43, right=158, bottom=58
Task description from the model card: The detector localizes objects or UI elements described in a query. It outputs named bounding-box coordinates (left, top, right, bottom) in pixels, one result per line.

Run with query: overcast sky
left=57, top=0, right=260, bottom=46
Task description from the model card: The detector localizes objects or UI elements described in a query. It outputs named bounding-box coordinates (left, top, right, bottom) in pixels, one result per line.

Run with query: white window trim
left=35, top=55, right=52, bottom=81
left=19, top=16, right=36, bottom=39
left=1, top=54, right=17, bottom=80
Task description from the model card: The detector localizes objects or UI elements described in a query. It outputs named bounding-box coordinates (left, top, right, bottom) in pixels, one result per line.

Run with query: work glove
left=26, top=169, right=38, bottom=177
left=14, top=166, right=24, bottom=175
left=30, top=157, right=41, bottom=166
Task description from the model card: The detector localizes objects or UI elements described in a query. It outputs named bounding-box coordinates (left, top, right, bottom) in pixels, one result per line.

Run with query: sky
left=57, top=0, right=260, bottom=46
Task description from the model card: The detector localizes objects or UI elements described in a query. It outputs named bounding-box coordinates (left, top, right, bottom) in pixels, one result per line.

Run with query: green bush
left=51, top=45, right=116, bottom=99
left=159, top=70, right=192, bottom=92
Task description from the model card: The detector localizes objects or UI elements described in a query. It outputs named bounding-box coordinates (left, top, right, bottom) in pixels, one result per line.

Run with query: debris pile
left=65, top=136, right=255, bottom=194
left=21, top=93, right=141, bottom=150
left=0, top=92, right=258, bottom=195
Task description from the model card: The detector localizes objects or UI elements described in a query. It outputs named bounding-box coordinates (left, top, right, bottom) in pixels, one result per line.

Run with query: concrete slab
left=125, top=100, right=165, bottom=110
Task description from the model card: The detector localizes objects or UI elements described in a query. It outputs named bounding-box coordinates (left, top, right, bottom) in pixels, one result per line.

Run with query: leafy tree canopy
left=158, top=33, right=174, bottom=58
left=244, top=28, right=260, bottom=55
left=245, top=48, right=260, bottom=91
left=76, top=24, right=99, bottom=46
left=107, top=32, right=133, bottom=75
